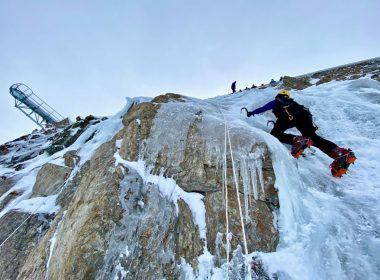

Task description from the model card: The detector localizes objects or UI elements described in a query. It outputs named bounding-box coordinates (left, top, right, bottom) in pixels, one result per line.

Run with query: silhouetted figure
left=269, top=79, right=276, bottom=85
left=251, top=84, right=257, bottom=89
left=279, top=76, right=283, bottom=81
left=231, top=81, right=237, bottom=93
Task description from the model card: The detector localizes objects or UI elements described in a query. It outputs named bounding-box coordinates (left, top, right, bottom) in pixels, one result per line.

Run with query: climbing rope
left=217, top=102, right=251, bottom=278
left=225, top=120, right=249, bottom=256
left=223, top=112, right=230, bottom=277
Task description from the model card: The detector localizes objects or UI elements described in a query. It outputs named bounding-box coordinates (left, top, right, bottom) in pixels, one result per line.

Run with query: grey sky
left=0, top=0, right=379, bottom=144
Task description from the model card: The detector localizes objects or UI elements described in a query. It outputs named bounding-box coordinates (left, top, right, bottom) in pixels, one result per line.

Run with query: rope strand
left=217, top=103, right=251, bottom=278
left=223, top=112, right=230, bottom=278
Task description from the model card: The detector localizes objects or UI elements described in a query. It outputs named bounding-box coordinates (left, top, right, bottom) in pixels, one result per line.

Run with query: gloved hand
left=247, top=111, right=254, bottom=117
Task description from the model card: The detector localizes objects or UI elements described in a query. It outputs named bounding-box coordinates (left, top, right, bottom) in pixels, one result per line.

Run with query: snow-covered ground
left=207, top=77, right=380, bottom=279
left=1, top=78, right=379, bottom=279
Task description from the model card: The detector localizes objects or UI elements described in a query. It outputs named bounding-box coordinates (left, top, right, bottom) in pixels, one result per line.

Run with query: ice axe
left=241, top=107, right=249, bottom=117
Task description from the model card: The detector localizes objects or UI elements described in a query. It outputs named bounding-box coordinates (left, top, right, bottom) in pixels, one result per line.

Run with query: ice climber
left=243, top=89, right=356, bottom=177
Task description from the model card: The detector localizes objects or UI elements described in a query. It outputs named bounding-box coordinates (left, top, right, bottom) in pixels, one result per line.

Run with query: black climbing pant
left=270, top=112, right=338, bottom=158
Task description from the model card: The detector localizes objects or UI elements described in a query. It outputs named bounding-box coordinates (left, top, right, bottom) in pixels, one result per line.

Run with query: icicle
left=239, top=157, right=250, bottom=221
left=248, top=157, right=258, bottom=200
left=256, top=156, right=265, bottom=197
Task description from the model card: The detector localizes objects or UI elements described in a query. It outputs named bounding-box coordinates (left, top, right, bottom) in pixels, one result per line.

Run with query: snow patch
left=12, top=195, right=60, bottom=215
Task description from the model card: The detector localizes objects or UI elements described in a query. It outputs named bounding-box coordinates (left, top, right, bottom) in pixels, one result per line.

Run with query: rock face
left=119, top=98, right=279, bottom=262
left=0, top=211, right=52, bottom=280
left=46, top=140, right=123, bottom=280
left=63, top=150, right=80, bottom=168
left=31, top=163, right=71, bottom=197
left=280, top=57, right=380, bottom=90
left=282, top=75, right=311, bottom=90
left=45, top=115, right=103, bottom=156
left=0, top=95, right=279, bottom=279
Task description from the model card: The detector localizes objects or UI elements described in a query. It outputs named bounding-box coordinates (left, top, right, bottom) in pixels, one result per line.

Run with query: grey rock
left=31, top=163, right=71, bottom=197
left=0, top=211, right=51, bottom=280
left=63, top=150, right=80, bottom=168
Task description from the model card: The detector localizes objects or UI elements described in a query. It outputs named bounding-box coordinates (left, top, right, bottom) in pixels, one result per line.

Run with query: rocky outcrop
left=0, top=131, right=54, bottom=169
left=313, top=58, right=380, bottom=85
left=46, top=115, right=102, bottom=155
left=152, top=93, right=186, bottom=103
left=96, top=166, right=179, bottom=280
left=118, top=99, right=280, bottom=268
left=205, top=189, right=278, bottom=257
left=281, top=57, right=380, bottom=88
left=176, top=199, right=204, bottom=268
left=282, top=75, right=312, bottom=90
left=0, top=211, right=52, bottom=280
left=119, top=102, right=160, bottom=161
left=16, top=212, right=64, bottom=280
left=31, top=163, right=71, bottom=197
left=1, top=94, right=280, bottom=279
left=0, top=176, right=12, bottom=197
left=0, top=144, right=9, bottom=156
left=46, top=140, right=123, bottom=279
left=278, top=57, right=380, bottom=89
left=63, top=150, right=80, bottom=168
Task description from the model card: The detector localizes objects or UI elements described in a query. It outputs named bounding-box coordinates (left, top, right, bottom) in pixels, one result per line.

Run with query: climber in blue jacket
left=243, top=89, right=356, bottom=177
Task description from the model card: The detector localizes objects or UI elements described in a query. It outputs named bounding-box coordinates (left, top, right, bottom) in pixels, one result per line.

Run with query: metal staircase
left=9, top=83, right=64, bottom=128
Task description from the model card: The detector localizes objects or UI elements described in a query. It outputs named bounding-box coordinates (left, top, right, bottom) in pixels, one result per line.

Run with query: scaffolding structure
left=9, top=83, right=64, bottom=128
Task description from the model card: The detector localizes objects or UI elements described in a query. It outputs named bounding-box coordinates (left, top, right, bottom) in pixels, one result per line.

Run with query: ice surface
left=214, top=79, right=380, bottom=279
left=124, top=81, right=380, bottom=279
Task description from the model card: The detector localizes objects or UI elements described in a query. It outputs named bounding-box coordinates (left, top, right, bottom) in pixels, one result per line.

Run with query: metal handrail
left=9, top=83, right=65, bottom=127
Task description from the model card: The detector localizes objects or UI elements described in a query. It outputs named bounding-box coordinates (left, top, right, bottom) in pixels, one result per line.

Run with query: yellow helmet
left=278, top=89, right=291, bottom=98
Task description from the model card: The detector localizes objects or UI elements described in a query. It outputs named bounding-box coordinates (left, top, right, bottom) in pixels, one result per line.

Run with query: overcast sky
left=0, top=0, right=379, bottom=144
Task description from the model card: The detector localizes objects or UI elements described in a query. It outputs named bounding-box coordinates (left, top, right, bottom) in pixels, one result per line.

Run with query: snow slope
left=206, top=77, right=380, bottom=279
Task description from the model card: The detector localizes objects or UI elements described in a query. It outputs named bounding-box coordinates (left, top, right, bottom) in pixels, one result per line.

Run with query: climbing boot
left=330, top=147, right=356, bottom=177
left=291, top=136, right=314, bottom=158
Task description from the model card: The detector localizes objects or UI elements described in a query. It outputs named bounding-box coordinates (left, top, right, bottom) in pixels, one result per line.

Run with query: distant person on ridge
left=243, top=89, right=356, bottom=177
left=231, top=81, right=237, bottom=93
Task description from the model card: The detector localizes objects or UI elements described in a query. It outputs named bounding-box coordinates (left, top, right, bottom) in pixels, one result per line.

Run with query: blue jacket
left=250, top=100, right=276, bottom=115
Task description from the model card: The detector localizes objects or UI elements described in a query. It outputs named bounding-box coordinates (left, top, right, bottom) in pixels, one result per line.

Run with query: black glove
left=247, top=111, right=254, bottom=117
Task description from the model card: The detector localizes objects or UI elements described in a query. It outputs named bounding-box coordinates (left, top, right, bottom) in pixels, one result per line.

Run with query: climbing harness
left=283, top=106, right=294, bottom=120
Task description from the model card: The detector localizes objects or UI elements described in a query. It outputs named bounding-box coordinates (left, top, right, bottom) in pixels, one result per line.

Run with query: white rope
left=223, top=112, right=230, bottom=278
left=217, top=103, right=251, bottom=278
left=0, top=211, right=36, bottom=248
left=225, top=121, right=249, bottom=256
